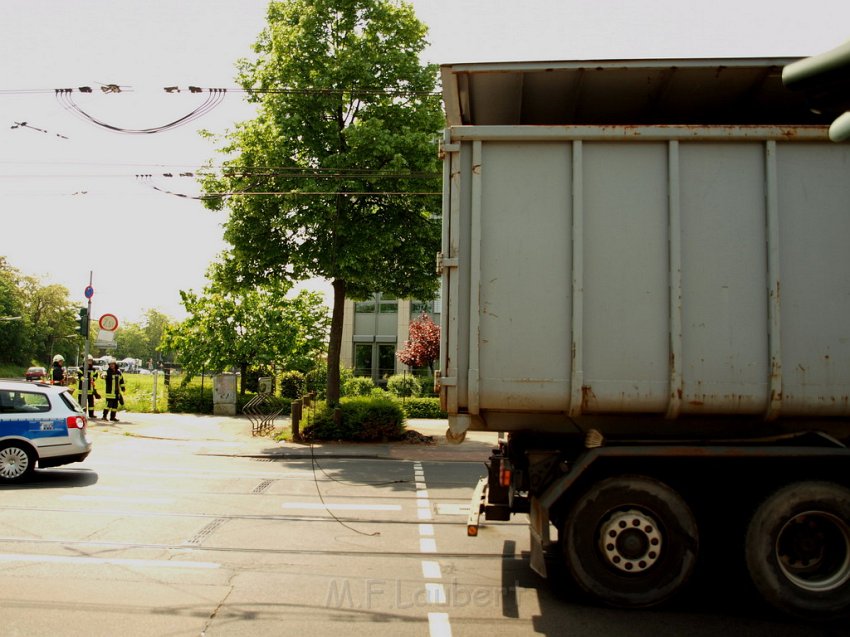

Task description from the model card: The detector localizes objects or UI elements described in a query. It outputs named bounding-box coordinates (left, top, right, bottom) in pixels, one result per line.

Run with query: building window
left=410, top=290, right=441, bottom=324
left=354, top=343, right=373, bottom=378
left=355, top=300, right=376, bottom=314
left=352, top=293, right=399, bottom=384
left=378, top=344, right=396, bottom=379
left=353, top=341, right=397, bottom=385
left=379, top=294, right=397, bottom=314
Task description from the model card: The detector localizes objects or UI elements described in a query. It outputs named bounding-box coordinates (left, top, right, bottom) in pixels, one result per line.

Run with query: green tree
left=142, top=309, right=173, bottom=363
left=201, top=0, right=442, bottom=405
left=161, top=279, right=329, bottom=393
left=20, top=277, right=79, bottom=366
left=114, top=322, right=149, bottom=360
left=0, top=258, right=27, bottom=365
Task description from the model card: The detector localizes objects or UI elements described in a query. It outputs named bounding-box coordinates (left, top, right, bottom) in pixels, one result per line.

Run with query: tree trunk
left=327, top=278, right=347, bottom=406
left=240, top=361, right=248, bottom=395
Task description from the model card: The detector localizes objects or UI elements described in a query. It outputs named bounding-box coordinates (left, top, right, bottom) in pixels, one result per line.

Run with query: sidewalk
left=86, top=411, right=499, bottom=463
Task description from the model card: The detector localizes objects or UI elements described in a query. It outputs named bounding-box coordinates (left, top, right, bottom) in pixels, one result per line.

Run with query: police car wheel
left=0, top=443, right=35, bottom=482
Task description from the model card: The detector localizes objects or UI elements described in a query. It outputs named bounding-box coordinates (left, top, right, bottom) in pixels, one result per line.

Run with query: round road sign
left=84, top=286, right=94, bottom=299
left=99, top=313, right=119, bottom=332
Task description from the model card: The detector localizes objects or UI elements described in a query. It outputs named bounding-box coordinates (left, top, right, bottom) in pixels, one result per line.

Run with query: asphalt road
left=0, top=419, right=847, bottom=636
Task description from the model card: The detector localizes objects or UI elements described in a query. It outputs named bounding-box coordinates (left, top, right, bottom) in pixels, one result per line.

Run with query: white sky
left=1, top=0, right=848, bottom=325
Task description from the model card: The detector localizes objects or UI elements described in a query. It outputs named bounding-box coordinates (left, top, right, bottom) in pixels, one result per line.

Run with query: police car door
left=0, top=388, right=71, bottom=454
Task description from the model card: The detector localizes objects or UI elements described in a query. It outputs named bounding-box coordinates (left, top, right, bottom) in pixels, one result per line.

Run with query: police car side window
left=0, top=390, right=49, bottom=413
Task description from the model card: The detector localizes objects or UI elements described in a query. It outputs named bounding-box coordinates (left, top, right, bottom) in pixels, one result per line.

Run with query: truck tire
left=745, top=481, right=850, bottom=620
left=562, top=475, right=699, bottom=608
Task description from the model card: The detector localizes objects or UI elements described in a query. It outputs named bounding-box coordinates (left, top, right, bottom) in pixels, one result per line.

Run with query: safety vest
left=77, top=368, right=99, bottom=395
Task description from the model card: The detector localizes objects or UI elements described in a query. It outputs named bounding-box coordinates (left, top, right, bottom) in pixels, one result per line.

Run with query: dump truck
left=436, top=56, right=850, bottom=619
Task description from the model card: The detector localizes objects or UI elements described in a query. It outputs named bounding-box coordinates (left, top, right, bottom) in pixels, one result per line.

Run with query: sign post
left=81, top=276, right=94, bottom=399
left=95, top=313, right=119, bottom=350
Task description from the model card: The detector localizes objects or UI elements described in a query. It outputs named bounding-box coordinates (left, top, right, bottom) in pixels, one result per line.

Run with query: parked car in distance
left=24, top=367, right=46, bottom=382
left=0, top=379, right=92, bottom=481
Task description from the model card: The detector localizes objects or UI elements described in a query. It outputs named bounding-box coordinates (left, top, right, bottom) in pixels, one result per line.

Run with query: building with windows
left=340, top=293, right=441, bottom=384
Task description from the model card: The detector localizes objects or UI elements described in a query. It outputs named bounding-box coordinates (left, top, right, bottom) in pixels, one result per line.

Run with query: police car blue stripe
left=0, top=419, right=68, bottom=439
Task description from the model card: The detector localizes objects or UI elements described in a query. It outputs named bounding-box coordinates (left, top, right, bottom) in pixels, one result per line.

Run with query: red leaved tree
left=397, top=313, right=440, bottom=372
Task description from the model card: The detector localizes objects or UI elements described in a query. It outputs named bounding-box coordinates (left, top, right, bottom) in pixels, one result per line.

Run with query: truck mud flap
left=467, top=476, right=487, bottom=536
left=529, top=496, right=550, bottom=578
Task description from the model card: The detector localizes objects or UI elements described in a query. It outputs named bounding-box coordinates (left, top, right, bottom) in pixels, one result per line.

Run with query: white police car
left=0, top=379, right=92, bottom=482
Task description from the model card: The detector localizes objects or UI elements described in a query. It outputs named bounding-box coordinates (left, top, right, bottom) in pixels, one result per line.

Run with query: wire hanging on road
left=54, top=88, right=227, bottom=134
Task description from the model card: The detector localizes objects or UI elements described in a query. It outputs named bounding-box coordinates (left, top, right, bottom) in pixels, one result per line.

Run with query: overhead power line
left=54, top=88, right=227, bottom=134
left=134, top=174, right=438, bottom=200
left=4, top=82, right=438, bottom=137
left=11, top=121, right=69, bottom=139
left=1, top=84, right=439, bottom=98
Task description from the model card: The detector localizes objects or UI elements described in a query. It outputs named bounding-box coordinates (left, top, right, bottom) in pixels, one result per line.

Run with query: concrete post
left=213, top=373, right=237, bottom=416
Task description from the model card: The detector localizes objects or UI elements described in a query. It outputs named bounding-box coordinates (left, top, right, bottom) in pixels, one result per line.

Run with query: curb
left=88, top=415, right=496, bottom=463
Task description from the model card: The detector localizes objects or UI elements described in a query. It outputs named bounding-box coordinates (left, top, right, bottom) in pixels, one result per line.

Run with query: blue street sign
left=84, top=285, right=94, bottom=299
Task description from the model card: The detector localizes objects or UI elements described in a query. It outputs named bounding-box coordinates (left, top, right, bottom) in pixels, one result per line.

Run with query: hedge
left=302, top=396, right=406, bottom=442
left=167, top=386, right=290, bottom=415
left=400, top=397, right=446, bottom=419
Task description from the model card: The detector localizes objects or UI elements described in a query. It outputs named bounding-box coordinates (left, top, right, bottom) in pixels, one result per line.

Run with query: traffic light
left=76, top=307, right=89, bottom=338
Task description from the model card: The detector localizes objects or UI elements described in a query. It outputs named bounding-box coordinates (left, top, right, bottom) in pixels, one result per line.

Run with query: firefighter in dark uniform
left=50, top=354, right=66, bottom=385
left=77, top=354, right=100, bottom=419
left=102, top=358, right=125, bottom=422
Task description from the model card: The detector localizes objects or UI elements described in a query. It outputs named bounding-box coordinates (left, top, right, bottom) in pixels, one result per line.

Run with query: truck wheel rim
left=0, top=447, right=30, bottom=479
left=599, top=509, right=663, bottom=573
left=776, top=511, right=850, bottom=592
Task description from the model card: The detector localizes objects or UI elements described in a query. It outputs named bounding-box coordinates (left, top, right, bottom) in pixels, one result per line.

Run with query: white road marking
left=428, top=612, right=452, bottom=637
left=422, top=561, right=442, bottom=579
left=420, top=538, right=437, bottom=553
left=435, top=503, right=470, bottom=516
left=281, top=502, right=402, bottom=511
left=61, top=495, right=174, bottom=505
left=0, top=553, right=219, bottom=569
left=418, top=467, right=454, bottom=637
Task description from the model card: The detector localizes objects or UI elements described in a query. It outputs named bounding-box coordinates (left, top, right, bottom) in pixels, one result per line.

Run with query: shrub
left=386, top=373, right=421, bottom=398
left=416, top=373, right=437, bottom=397
left=168, top=384, right=213, bottom=414
left=303, top=396, right=406, bottom=442
left=167, top=385, right=267, bottom=414
left=343, top=376, right=375, bottom=397
left=304, top=362, right=353, bottom=400
left=401, top=397, right=447, bottom=419
left=279, top=370, right=306, bottom=399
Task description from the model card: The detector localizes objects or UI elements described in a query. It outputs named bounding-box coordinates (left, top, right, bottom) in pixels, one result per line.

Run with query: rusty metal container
left=438, top=58, right=850, bottom=438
